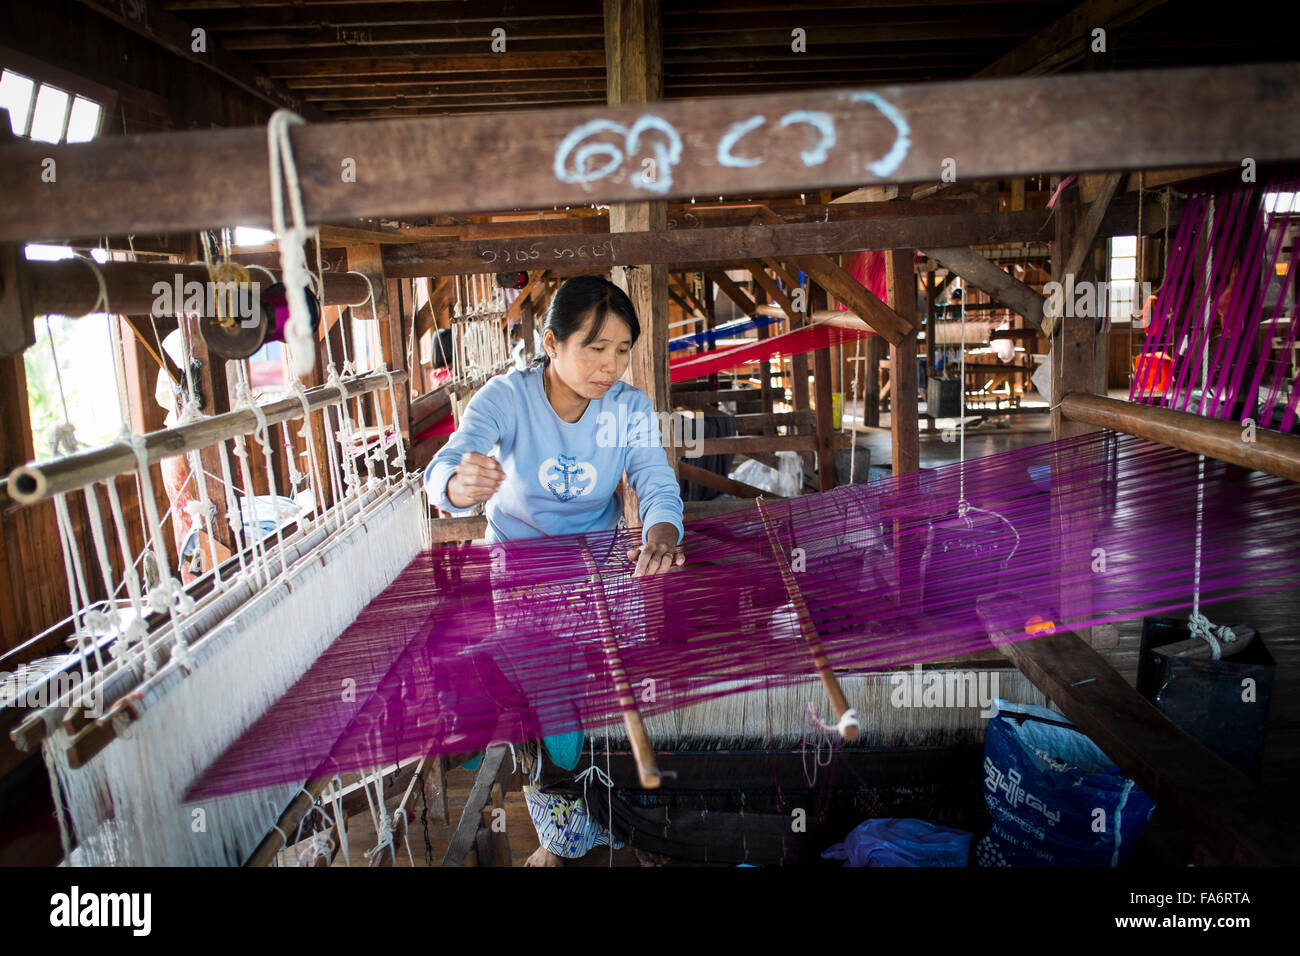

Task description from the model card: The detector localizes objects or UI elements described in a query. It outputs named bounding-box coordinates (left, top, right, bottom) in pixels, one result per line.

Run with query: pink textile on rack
left=669, top=322, right=871, bottom=383
left=1130, top=179, right=1300, bottom=433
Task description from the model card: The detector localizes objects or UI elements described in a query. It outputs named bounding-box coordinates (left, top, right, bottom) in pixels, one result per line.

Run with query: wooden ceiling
left=148, top=0, right=1148, bottom=119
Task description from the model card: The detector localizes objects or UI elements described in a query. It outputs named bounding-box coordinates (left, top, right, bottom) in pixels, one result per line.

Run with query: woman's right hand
left=446, top=452, right=506, bottom=508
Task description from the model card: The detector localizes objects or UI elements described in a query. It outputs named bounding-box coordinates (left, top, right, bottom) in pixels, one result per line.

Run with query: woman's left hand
left=626, top=522, right=685, bottom=578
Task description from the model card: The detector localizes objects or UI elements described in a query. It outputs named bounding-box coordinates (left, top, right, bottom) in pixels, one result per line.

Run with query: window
left=1, top=68, right=101, bottom=143
left=14, top=79, right=116, bottom=457
left=1264, top=192, right=1300, bottom=214
left=1109, top=235, right=1138, bottom=322
left=25, top=247, right=126, bottom=457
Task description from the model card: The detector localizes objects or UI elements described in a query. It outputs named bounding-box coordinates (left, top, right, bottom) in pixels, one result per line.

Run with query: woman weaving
left=424, top=274, right=686, bottom=865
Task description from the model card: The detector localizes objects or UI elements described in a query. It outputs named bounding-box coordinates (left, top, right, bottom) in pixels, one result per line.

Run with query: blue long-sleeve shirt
left=424, top=365, right=684, bottom=546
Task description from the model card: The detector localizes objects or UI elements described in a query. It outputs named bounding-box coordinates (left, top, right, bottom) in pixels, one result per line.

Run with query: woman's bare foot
left=524, top=846, right=563, bottom=867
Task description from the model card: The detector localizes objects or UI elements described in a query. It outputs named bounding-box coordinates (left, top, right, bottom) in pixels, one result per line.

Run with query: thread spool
left=200, top=282, right=322, bottom=360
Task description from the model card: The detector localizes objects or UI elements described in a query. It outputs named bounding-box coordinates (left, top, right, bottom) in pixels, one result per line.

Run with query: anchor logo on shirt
left=538, top=454, right=597, bottom=502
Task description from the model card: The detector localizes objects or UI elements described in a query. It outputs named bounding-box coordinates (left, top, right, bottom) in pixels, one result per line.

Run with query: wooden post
left=924, top=270, right=937, bottom=397
left=808, top=283, right=836, bottom=491
left=885, top=249, right=919, bottom=475
left=347, top=245, right=410, bottom=439
left=605, top=0, right=672, bottom=532
left=1049, top=183, right=1105, bottom=648
left=863, top=336, right=881, bottom=428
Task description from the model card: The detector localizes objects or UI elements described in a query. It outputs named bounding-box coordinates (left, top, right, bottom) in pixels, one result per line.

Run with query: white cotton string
left=290, top=380, right=326, bottom=530
left=576, top=738, right=614, bottom=802
left=216, top=439, right=249, bottom=577
left=327, top=776, right=351, bottom=867
left=72, top=252, right=132, bottom=434
left=1193, top=198, right=1212, bottom=622
left=240, top=389, right=291, bottom=582
left=230, top=385, right=275, bottom=587
left=361, top=770, right=396, bottom=866
left=266, top=109, right=316, bottom=377
left=377, top=363, right=406, bottom=474
left=51, top=493, right=95, bottom=682
left=128, top=434, right=196, bottom=671
left=81, top=484, right=122, bottom=664
left=392, top=808, right=416, bottom=868
left=104, top=478, right=148, bottom=658
left=231, top=432, right=272, bottom=589
left=325, top=367, right=361, bottom=499
left=42, top=316, right=80, bottom=457
left=312, top=237, right=339, bottom=372
left=800, top=702, right=838, bottom=787
left=1188, top=612, right=1237, bottom=661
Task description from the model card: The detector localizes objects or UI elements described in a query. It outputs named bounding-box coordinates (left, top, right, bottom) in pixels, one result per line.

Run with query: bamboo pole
left=754, top=496, right=861, bottom=739
left=1059, top=393, right=1300, bottom=482
left=244, top=774, right=335, bottom=867
left=578, top=542, right=661, bottom=789
left=3, top=370, right=407, bottom=505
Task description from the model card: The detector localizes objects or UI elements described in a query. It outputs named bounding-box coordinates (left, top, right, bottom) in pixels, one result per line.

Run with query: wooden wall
left=0, top=1, right=281, bottom=656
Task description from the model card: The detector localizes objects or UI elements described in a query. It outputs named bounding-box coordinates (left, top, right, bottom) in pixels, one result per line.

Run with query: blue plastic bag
left=977, top=699, right=1155, bottom=867
left=822, top=818, right=972, bottom=867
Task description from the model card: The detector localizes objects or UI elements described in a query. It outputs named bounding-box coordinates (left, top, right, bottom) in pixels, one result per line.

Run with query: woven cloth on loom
left=669, top=322, right=872, bottom=383
left=186, top=431, right=1300, bottom=799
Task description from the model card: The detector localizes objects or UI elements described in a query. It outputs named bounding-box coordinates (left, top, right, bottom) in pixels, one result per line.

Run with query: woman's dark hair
left=536, top=275, right=640, bottom=366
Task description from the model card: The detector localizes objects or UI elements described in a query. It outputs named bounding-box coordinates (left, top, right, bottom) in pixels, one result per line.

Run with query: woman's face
left=546, top=309, right=633, bottom=400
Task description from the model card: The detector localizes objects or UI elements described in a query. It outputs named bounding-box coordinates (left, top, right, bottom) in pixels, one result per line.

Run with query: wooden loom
left=0, top=62, right=1298, bottom=866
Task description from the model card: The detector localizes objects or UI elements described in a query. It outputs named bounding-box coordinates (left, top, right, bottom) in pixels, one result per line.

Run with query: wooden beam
left=442, top=745, right=509, bottom=867
left=706, top=270, right=758, bottom=317
left=15, top=260, right=370, bottom=336
left=679, top=460, right=774, bottom=499
left=74, top=0, right=326, bottom=119
left=1060, top=393, right=1300, bottom=482
left=745, top=260, right=796, bottom=323
left=789, top=254, right=913, bottom=346
left=920, top=247, right=1046, bottom=330
left=980, top=610, right=1299, bottom=866
left=5, top=64, right=1296, bottom=242
left=977, top=0, right=1169, bottom=77
left=383, top=211, right=1056, bottom=280
left=1059, top=171, right=1125, bottom=296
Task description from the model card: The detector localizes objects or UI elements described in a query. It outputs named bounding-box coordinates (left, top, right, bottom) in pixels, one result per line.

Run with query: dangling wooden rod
left=578, top=541, right=662, bottom=789
left=1059, top=393, right=1300, bottom=483
left=1, top=369, right=408, bottom=507
left=754, top=496, right=861, bottom=740
left=20, top=260, right=372, bottom=321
